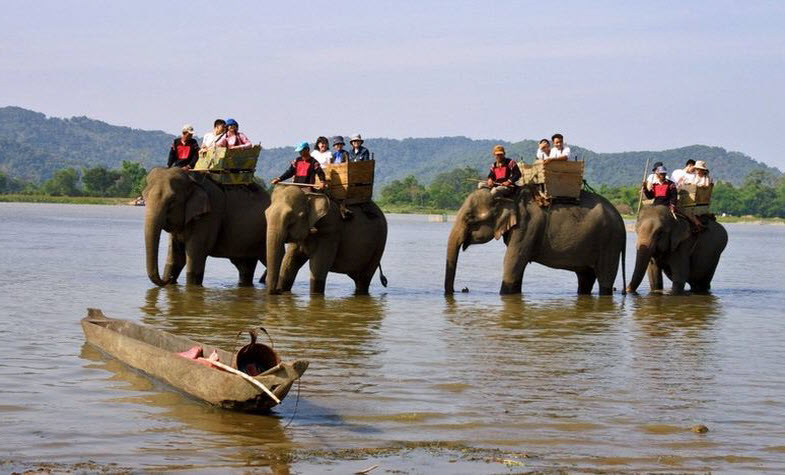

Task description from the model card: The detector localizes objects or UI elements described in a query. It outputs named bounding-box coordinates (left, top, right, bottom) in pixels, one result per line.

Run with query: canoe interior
left=86, top=317, right=237, bottom=364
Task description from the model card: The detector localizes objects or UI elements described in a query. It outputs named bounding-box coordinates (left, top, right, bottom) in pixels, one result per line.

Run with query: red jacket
left=644, top=179, right=677, bottom=207
left=487, top=158, right=521, bottom=186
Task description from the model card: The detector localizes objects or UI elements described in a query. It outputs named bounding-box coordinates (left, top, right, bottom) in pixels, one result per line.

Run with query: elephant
left=265, top=185, right=387, bottom=295
left=445, top=188, right=626, bottom=295
left=626, top=205, right=727, bottom=294
left=142, top=167, right=270, bottom=287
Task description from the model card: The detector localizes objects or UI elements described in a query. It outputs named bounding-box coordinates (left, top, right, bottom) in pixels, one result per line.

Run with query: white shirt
left=682, top=173, right=712, bottom=187
left=311, top=150, right=332, bottom=166
left=646, top=172, right=669, bottom=189
left=536, top=149, right=549, bottom=160
left=201, top=131, right=223, bottom=148
left=548, top=146, right=571, bottom=159
left=671, top=168, right=686, bottom=185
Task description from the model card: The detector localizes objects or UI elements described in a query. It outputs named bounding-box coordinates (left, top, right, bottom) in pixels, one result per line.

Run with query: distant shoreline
left=0, top=194, right=131, bottom=205
left=1, top=195, right=782, bottom=224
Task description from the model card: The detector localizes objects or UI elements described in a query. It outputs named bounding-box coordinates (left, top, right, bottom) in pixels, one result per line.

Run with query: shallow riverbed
left=1, top=203, right=784, bottom=473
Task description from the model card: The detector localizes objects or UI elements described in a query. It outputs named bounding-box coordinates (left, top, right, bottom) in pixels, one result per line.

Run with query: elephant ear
left=307, top=194, right=330, bottom=229
left=493, top=198, right=518, bottom=240
left=185, top=186, right=210, bottom=224
left=670, top=218, right=692, bottom=252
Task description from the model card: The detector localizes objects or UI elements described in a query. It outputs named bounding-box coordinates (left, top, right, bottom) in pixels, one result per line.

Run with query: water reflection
left=630, top=294, right=720, bottom=337
left=627, top=295, right=721, bottom=414
left=142, top=288, right=387, bottom=364
left=80, top=344, right=293, bottom=474
left=438, top=296, right=629, bottom=419
left=443, top=295, right=623, bottom=338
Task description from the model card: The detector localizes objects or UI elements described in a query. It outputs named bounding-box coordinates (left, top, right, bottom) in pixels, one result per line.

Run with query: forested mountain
left=0, top=106, right=779, bottom=186
left=0, top=107, right=172, bottom=182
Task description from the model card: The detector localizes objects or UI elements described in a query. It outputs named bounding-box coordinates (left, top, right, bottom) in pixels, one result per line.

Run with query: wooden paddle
left=198, top=358, right=281, bottom=404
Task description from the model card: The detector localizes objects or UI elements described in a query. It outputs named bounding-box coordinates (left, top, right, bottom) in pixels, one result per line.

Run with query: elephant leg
left=349, top=273, right=371, bottom=295
left=671, top=281, right=686, bottom=294
left=258, top=258, right=267, bottom=284
left=184, top=245, right=207, bottom=286
left=647, top=259, right=663, bottom=292
left=667, top=252, right=690, bottom=295
left=230, top=258, right=257, bottom=287
left=595, top=248, right=620, bottom=295
left=689, top=281, right=711, bottom=294
left=500, top=246, right=526, bottom=294
left=163, top=238, right=186, bottom=284
left=351, top=240, right=386, bottom=295
left=689, top=246, right=722, bottom=294
left=280, top=245, right=309, bottom=292
left=308, top=241, right=339, bottom=295
left=576, top=270, right=596, bottom=295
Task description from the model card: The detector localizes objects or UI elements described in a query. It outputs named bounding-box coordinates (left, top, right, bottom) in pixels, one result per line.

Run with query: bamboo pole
left=274, top=181, right=316, bottom=187
left=199, top=358, right=281, bottom=404
left=636, top=158, right=650, bottom=216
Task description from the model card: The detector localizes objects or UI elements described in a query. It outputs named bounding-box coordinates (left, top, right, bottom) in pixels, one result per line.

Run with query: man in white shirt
left=547, top=133, right=571, bottom=161
left=671, top=159, right=696, bottom=187
left=536, top=138, right=550, bottom=160
left=646, top=161, right=668, bottom=190
left=682, top=160, right=713, bottom=187
left=201, top=119, right=226, bottom=150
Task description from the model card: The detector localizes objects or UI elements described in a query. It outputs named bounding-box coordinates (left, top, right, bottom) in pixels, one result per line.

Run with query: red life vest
left=652, top=182, right=671, bottom=198
left=491, top=160, right=512, bottom=181
left=295, top=158, right=313, bottom=178
left=176, top=143, right=191, bottom=160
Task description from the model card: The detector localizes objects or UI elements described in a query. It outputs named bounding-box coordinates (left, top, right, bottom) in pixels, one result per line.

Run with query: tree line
left=3, top=161, right=784, bottom=217
left=379, top=167, right=785, bottom=218
left=0, top=161, right=147, bottom=197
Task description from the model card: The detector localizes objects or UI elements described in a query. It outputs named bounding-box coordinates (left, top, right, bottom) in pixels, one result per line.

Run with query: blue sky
left=1, top=1, right=783, bottom=168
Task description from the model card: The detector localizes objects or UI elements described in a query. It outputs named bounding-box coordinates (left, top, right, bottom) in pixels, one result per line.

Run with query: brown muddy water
left=1, top=202, right=784, bottom=473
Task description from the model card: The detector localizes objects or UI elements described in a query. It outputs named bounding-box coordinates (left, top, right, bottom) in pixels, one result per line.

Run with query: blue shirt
left=332, top=150, right=349, bottom=164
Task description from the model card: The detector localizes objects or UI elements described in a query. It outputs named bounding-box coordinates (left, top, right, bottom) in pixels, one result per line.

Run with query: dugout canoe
left=81, top=308, right=308, bottom=412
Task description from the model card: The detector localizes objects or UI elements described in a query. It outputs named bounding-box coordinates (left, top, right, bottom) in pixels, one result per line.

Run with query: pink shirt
left=215, top=132, right=251, bottom=149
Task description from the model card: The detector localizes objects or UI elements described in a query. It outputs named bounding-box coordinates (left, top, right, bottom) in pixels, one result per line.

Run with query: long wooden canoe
left=81, top=308, right=308, bottom=412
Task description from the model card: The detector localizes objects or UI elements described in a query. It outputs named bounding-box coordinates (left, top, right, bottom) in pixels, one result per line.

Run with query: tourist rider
left=682, top=160, right=713, bottom=187
left=349, top=134, right=371, bottom=162
left=642, top=166, right=677, bottom=210
left=215, top=118, right=252, bottom=149
left=646, top=161, right=667, bottom=191
left=331, top=136, right=350, bottom=164
left=536, top=138, right=551, bottom=160
left=548, top=133, right=571, bottom=161
left=672, top=159, right=696, bottom=188
left=480, top=145, right=522, bottom=197
left=271, top=141, right=327, bottom=190
left=201, top=119, right=226, bottom=150
left=674, top=160, right=712, bottom=230
left=167, top=124, right=200, bottom=169
left=310, top=136, right=332, bottom=166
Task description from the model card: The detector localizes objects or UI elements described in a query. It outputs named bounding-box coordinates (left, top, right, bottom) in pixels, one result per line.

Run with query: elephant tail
left=620, top=243, right=627, bottom=295
left=378, top=264, right=388, bottom=287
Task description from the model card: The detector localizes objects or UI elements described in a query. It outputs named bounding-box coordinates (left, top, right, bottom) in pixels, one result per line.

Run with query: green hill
left=0, top=106, right=779, bottom=187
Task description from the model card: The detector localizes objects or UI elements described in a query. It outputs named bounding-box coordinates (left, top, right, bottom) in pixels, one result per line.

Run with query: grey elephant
left=265, top=186, right=387, bottom=295
left=143, top=167, right=270, bottom=286
left=626, top=205, right=727, bottom=294
left=445, top=188, right=626, bottom=295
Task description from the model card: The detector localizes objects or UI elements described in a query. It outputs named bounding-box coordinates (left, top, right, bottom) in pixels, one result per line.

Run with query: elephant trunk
left=627, top=246, right=653, bottom=293
left=444, top=224, right=464, bottom=294
left=265, top=225, right=286, bottom=294
left=144, top=208, right=170, bottom=287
